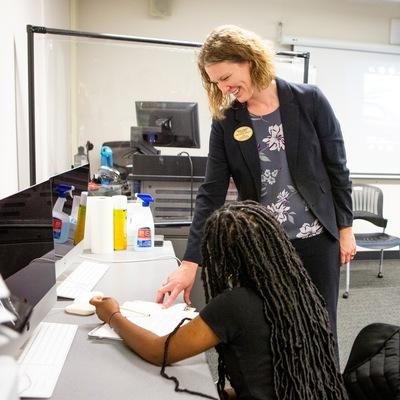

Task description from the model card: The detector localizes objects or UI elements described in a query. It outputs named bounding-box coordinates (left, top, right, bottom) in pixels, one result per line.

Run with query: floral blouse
left=250, top=108, right=323, bottom=240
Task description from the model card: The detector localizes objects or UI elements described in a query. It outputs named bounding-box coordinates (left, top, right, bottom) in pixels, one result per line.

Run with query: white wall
left=74, top=0, right=399, bottom=45
left=0, top=0, right=70, bottom=199
left=71, top=0, right=400, bottom=240
left=71, top=0, right=400, bottom=169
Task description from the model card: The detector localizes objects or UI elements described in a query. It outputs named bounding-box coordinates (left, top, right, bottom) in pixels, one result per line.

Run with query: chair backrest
left=343, top=323, right=400, bottom=400
left=352, top=184, right=387, bottom=228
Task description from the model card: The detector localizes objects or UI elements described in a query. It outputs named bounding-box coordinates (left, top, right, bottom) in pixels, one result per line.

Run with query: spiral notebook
left=88, top=301, right=198, bottom=339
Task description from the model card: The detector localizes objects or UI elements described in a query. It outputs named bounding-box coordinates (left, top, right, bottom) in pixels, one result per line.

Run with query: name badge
left=233, top=126, right=253, bottom=142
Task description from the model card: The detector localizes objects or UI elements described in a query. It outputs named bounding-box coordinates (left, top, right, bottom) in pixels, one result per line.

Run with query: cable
left=177, top=151, right=194, bottom=219
left=79, top=254, right=182, bottom=265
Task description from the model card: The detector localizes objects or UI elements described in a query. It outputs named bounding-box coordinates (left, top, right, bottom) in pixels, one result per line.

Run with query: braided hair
left=200, top=200, right=348, bottom=400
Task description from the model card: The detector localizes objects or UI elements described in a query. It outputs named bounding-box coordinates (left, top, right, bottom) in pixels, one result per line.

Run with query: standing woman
left=157, top=25, right=356, bottom=343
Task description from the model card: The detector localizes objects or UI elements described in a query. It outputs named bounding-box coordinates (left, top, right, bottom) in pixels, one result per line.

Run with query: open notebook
left=88, top=301, right=198, bottom=339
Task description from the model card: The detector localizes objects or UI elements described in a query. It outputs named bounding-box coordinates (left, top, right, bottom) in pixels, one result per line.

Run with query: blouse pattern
left=250, top=108, right=323, bottom=240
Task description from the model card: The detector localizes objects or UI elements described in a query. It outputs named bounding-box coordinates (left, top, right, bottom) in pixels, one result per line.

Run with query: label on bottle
left=136, top=227, right=152, bottom=248
left=53, top=217, right=62, bottom=239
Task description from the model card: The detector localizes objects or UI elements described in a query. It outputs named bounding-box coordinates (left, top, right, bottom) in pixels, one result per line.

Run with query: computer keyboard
left=18, top=322, right=78, bottom=398
left=57, top=261, right=110, bottom=299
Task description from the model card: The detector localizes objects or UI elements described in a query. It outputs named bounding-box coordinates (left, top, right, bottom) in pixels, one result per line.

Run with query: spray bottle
left=127, top=193, right=154, bottom=251
left=53, top=184, right=74, bottom=244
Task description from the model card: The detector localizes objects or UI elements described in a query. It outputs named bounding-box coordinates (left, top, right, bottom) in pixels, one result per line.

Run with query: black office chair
left=342, top=184, right=400, bottom=298
left=343, top=322, right=400, bottom=399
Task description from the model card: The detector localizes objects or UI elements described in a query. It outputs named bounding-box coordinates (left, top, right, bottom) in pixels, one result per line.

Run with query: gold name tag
left=233, top=126, right=253, bottom=142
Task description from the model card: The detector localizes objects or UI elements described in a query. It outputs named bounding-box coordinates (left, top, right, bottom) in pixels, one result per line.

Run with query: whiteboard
left=295, top=45, right=400, bottom=176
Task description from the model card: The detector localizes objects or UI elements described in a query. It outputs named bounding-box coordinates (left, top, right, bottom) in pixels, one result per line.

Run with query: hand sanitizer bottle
left=73, top=191, right=88, bottom=245
left=113, top=195, right=128, bottom=250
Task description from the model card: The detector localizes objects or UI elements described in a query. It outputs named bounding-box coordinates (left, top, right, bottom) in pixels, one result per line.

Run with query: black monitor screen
left=135, top=101, right=200, bottom=149
left=0, top=180, right=55, bottom=307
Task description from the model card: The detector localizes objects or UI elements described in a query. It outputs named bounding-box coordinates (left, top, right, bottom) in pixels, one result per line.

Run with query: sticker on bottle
left=53, top=218, right=62, bottom=239
left=137, top=227, right=152, bottom=247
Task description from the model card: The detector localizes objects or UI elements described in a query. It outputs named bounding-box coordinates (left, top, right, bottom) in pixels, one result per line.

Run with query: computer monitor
left=132, top=101, right=200, bottom=154
left=0, top=180, right=57, bottom=356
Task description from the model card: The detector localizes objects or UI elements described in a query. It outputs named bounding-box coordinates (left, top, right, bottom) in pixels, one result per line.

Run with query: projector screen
left=295, top=45, right=400, bottom=176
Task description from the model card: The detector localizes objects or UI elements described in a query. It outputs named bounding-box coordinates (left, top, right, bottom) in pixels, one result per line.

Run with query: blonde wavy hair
left=198, top=25, right=276, bottom=120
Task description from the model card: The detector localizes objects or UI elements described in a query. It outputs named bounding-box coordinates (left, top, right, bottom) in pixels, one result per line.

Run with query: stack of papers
left=88, top=301, right=198, bottom=339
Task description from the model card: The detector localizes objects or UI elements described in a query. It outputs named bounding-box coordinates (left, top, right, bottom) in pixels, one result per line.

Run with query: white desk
left=41, top=242, right=217, bottom=400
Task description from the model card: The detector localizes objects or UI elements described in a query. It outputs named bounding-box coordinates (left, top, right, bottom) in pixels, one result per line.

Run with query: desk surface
left=42, top=242, right=217, bottom=400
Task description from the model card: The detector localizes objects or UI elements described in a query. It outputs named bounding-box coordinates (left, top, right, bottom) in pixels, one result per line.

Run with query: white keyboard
left=57, top=261, right=110, bottom=299
left=18, top=322, right=78, bottom=398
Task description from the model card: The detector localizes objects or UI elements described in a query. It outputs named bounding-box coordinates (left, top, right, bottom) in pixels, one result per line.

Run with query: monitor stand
left=1, top=285, right=57, bottom=358
left=130, top=128, right=160, bottom=155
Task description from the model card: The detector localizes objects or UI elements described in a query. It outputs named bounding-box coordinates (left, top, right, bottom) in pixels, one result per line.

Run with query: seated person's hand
left=90, top=296, right=120, bottom=324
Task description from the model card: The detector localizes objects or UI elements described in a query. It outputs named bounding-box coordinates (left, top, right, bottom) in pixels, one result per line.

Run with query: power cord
left=177, top=151, right=194, bottom=219
left=79, top=254, right=182, bottom=265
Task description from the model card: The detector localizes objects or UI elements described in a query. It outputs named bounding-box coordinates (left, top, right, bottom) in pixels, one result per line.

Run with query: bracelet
left=108, top=311, right=121, bottom=327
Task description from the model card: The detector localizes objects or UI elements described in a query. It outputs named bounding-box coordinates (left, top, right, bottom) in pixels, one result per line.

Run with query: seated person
left=91, top=200, right=347, bottom=400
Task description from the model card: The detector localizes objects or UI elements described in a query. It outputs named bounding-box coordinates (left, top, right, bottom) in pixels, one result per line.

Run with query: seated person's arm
left=90, top=296, right=219, bottom=366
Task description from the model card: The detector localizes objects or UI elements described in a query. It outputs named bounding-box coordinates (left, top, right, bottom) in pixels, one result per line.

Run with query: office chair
left=342, top=184, right=400, bottom=299
left=343, top=322, right=400, bottom=399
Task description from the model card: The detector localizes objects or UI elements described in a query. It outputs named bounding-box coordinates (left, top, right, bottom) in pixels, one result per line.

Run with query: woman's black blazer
left=184, top=77, right=353, bottom=264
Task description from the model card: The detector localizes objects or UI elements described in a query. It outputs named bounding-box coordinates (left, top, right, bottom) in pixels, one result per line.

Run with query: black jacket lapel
left=276, top=78, right=300, bottom=178
left=232, top=102, right=261, bottom=201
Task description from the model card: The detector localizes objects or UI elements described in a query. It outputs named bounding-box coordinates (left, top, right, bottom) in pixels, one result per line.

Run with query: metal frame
left=26, top=25, right=310, bottom=185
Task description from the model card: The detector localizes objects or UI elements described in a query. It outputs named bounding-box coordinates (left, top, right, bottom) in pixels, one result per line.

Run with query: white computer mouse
left=64, top=291, right=104, bottom=316
left=65, top=302, right=96, bottom=316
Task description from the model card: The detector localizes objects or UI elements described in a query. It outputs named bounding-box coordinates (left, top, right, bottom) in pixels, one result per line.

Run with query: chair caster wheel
left=342, top=292, right=349, bottom=299
left=377, top=272, right=383, bottom=278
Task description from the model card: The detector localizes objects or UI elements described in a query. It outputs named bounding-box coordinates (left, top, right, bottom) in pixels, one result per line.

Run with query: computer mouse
left=64, top=291, right=104, bottom=316
left=65, top=302, right=95, bottom=316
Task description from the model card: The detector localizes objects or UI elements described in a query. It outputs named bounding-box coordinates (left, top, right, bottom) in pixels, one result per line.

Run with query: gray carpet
left=338, top=259, right=400, bottom=371
left=205, top=258, right=400, bottom=381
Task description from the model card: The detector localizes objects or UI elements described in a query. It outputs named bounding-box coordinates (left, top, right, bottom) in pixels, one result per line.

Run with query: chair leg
left=377, top=249, right=384, bottom=278
left=343, top=262, right=350, bottom=299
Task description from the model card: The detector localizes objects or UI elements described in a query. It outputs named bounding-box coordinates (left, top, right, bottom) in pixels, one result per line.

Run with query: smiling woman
left=205, top=61, right=253, bottom=102
left=156, top=25, right=356, bottom=364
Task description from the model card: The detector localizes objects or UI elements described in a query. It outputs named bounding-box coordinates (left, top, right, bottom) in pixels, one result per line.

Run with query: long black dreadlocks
left=200, top=200, right=348, bottom=400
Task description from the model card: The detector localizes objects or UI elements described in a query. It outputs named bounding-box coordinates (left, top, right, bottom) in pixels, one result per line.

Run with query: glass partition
left=28, top=27, right=308, bottom=186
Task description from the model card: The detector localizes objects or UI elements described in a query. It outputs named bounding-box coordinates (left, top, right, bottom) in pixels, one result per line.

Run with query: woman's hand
left=90, top=296, right=120, bottom=324
left=156, top=261, right=198, bottom=308
left=339, top=226, right=357, bottom=265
